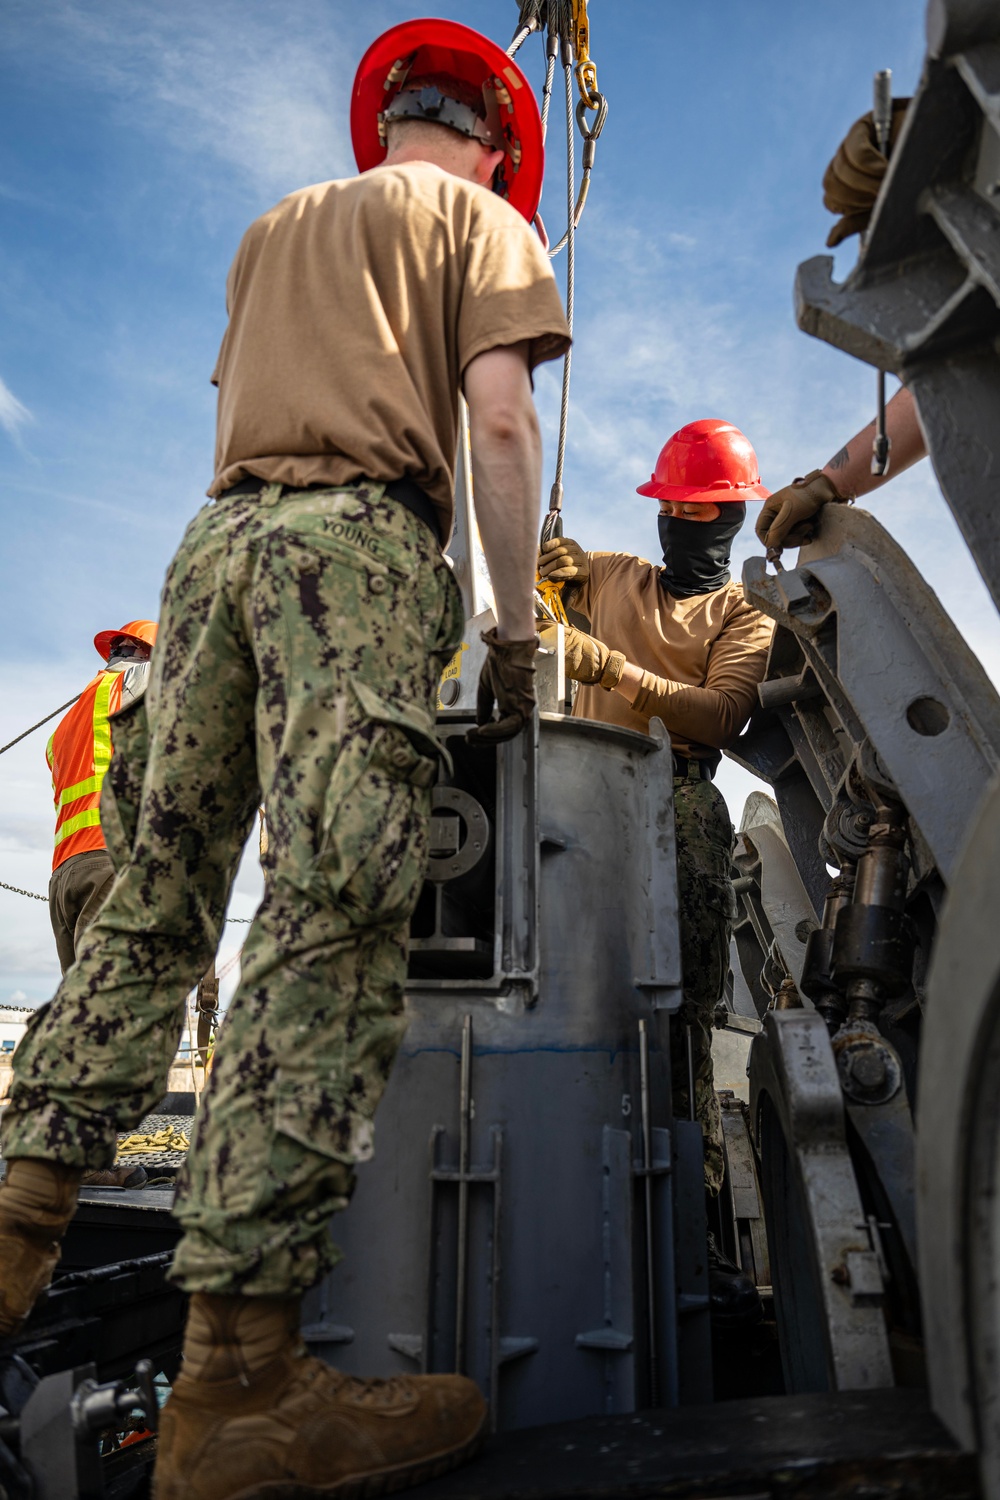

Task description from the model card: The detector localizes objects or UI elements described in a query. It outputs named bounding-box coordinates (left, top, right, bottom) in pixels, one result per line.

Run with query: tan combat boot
left=81, top=1165, right=148, bottom=1189
left=153, top=1294, right=487, bottom=1500
left=0, top=1158, right=82, bottom=1334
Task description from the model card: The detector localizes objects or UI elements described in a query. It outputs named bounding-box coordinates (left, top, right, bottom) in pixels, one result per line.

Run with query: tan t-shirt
left=571, top=553, right=774, bottom=759
left=209, top=162, right=571, bottom=541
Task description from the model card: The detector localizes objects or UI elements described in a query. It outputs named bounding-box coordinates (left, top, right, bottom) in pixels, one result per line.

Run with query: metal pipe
left=638, top=1019, right=659, bottom=1407
left=455, top=1015, right=473, bottom=1373
left=685, top=1024, right=696, bottom=1123
left=873, top=69, right=893, bottom=155
left=872, top=369, right=891, bottom=477
left=871, top=69, right=893, bottom=477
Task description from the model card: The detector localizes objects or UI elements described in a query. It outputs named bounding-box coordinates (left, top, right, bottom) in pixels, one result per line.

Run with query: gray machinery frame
left=730, top=501, right=1000, bottom=1395
left=727, top=0, right=1000, bottom=1487
left=302, top=412, right=715, bottom=1431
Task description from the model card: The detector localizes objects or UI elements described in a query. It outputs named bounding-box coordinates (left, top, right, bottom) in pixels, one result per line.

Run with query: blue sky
left=1, top=0, right=996, bottom=1006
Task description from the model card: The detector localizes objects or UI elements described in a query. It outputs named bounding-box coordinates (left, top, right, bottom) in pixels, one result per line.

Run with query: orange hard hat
left=350, top=18, right=545, bottom=223
left=637, top=420, right=771, bottom=504
left=94, top=619, right=158, bottom=661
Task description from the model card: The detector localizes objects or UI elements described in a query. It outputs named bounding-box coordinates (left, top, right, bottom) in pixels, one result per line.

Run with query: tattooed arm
left=821, top=386, right=926, bottom=500
left=756, top=387, right=928, bottom=550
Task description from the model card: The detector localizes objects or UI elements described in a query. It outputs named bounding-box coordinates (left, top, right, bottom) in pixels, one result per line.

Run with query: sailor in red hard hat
left=351, top=16, right=545, bottom=225
left=537, top=418, right=774, bottom=1325
left=0, top=17, right=569, bottom=1500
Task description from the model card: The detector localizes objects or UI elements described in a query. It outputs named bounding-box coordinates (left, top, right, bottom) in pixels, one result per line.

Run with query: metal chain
left=0, top=697, right=80, bottom=757
left=0, top=876, right=252, bottom=925
left=0, top=879, right=48, bottom=903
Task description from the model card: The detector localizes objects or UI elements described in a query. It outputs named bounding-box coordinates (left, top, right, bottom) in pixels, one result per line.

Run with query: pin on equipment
left=870, top=68, right=893, bottom=479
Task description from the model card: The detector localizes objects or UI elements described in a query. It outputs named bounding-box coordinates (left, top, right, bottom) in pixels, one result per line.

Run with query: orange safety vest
left=46, top=670, right=124, bottom=871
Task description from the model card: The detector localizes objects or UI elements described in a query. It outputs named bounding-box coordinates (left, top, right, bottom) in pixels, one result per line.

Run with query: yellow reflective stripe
left=51, top=673, right=117, bottom=842
left=56, top=673, right=116, bottom=809
left=54, top=808, right=102, bottom=845
left=59, top=773, right=103, bottom=807
left=91, top=673, right=115, bottom=775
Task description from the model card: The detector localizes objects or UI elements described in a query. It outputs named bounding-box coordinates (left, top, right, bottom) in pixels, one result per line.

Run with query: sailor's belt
left=219, top=474, right=442, bottom=546
left=672, top=754, right=714, bottom=781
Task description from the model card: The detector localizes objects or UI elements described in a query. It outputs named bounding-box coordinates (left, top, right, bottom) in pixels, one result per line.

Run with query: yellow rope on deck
left=117, top=1126, right=190, bottom=1155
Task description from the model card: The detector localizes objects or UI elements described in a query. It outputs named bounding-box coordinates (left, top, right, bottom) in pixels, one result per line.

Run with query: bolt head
left=849, top=1050, right=887, bottom=1090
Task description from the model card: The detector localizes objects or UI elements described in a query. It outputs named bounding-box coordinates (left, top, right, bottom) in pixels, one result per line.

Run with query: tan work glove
left=537, top=537, right=590, bottom=586
left=755, top=470, right=848, bottom=552
left=823, top=99, right=910, bottom=247
left=467, top=629, right=539, bottom=745
left=563, top=625, right=626, bottom=690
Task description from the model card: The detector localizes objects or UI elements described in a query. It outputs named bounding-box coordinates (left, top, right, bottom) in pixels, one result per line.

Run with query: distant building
left=0, top=1006, right=34, bottom=1058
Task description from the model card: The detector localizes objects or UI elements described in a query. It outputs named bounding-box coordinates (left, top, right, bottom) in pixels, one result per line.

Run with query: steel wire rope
left=541, top=55, right=576, bottom=544
left=507, top=24, right=534, bottom=56
left=539, top=43, right=558, bottom=138
left=544, top=88, right=606, bottom=258
left=0, top=697, right=80, bottom=757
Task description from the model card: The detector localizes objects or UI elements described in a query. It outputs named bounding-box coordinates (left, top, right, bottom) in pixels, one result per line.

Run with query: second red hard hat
left=637, top=420, right=771, bottom=504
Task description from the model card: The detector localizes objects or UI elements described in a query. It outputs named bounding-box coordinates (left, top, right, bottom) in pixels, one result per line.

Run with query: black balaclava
left=657, top=503, right=746, bottom=599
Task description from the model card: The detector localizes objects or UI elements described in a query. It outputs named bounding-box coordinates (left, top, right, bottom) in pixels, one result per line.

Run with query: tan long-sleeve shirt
left=570, top=552, right=773, bottom=759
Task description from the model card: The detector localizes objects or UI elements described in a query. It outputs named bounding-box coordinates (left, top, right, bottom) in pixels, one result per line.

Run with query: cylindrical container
left=302, top=714, right=696, bottom=1431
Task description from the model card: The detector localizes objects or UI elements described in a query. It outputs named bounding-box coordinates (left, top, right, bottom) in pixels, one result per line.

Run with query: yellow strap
left=54, top=807, right=102, bottom=845
left=535, top=578, right=569, bottom=625
left=116, top=1127, right=190, bottom=1156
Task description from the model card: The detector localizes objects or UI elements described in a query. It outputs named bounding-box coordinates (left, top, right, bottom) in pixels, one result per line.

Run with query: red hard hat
left=636, top=420, right=771, bottom=504
left=351, top=18, right=544, bottom=223
left=94, top=619, right=158, bottom=661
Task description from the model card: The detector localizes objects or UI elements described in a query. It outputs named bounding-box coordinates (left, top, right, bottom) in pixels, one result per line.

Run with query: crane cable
left=0, top=697, right=80, bottom=757
left=509, top=1, right=608, bottom=620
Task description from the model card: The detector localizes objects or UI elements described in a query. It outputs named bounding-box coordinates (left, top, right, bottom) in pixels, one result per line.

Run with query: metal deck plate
left=409, top=1389, right=977, bottom=1499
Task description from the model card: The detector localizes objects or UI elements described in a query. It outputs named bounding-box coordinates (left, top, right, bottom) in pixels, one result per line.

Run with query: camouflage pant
left=2, top=482, right=464, bottom=1296
left=671, top=776, right=737, bottom=1197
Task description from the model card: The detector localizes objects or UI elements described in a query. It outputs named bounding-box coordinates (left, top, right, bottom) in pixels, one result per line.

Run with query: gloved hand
left=822, top=99, right=909, bottom=247
left=563, top=626, right=627, bottom=690
left=467, top=629, right=539, bottom=745
left=755, top=470, right=848, bottom=552
left=537, top=537, right=590, bottom=586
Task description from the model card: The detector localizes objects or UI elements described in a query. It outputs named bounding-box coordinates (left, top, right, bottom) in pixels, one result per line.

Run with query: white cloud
left=0, top=376, right=31, bottom=439
left=9, top=1, right=363, bottom=202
